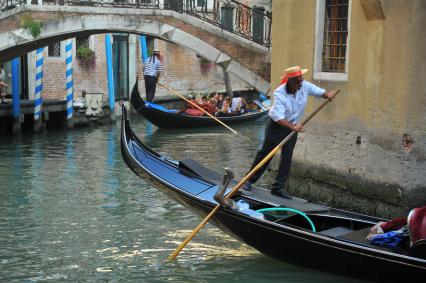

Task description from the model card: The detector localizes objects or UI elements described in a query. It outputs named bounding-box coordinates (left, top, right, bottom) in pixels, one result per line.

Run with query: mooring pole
left=65, top=39, right=74, bottom=129
left=105, top=34, right=116, bottom=121
left=34, top=48, right=44, bottom=132
left=11, top=57, right=21, bottom=136
left=140, top=35, right=148, bottom=62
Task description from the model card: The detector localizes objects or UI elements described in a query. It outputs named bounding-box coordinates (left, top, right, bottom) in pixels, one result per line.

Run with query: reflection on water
left=0, top=116, right=365, bottom=282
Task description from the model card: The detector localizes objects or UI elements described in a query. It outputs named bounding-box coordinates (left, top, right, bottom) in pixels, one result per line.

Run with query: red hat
left=280, top=66, right=308, bottom=85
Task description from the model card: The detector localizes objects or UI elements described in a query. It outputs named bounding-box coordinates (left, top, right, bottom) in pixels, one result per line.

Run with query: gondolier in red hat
left=242, top=66, right=337, bottom=199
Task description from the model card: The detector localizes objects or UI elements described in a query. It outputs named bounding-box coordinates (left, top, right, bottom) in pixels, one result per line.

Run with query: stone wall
left=266, top=121, right=426, bottom=219
left=267, top=0, right=426, bottom=217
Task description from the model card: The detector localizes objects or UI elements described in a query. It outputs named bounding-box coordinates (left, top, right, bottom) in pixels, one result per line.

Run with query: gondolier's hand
left=323, top=90, right=337, bottom=101
left=292, top=123, right=303, bottom=132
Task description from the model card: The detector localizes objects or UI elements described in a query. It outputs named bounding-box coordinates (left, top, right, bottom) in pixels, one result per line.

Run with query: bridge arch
left=0, top=14, right=270, bottom=94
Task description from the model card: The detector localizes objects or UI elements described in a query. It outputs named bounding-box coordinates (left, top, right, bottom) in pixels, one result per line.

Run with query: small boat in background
left=130, top=81, right=269, bottom=129
left=120, top=104, right=426, bottom=281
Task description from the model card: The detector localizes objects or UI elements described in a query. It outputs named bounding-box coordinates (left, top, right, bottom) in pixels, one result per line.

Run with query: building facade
left=270, top=0, right=426, bottom=217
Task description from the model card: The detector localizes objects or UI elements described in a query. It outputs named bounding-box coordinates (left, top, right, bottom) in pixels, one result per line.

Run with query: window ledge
left=313, top=72, right=348, bottom=82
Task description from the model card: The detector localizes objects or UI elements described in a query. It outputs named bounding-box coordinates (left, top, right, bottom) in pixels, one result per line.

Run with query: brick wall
left=137, top=39, right=251, bottom=98
left=41, top=35, right=251, bottom=101
left=158, top=16, right=271, bottom=81
left=73, top=35, right=108, bottom=99
left=42, top=36, right=108, bottom=101
left=42, top=53, right=66, bottom=100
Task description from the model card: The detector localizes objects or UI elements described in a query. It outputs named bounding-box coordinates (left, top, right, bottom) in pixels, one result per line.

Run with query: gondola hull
left=120, top=105, right=426, bottom=281
left=131, top=81, right=269, bottom=128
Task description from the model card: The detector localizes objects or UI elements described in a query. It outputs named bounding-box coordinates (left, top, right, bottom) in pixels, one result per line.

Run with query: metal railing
left=0, top=0, right=26, bottom=11
left=1, top=0, right=271, bottom=47
left=181, top=0, right=271, bottom=47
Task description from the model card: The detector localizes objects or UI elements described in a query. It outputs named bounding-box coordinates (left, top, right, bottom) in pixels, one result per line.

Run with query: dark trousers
left=144, top=75, right=157, bottom=102
left=248, top=119, right=298, bottom=190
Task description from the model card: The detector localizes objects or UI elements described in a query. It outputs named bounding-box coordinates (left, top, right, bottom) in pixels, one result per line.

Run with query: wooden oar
left=167, top=89, right=340, bottom=260
left=157, top=82, right=238, bottom=134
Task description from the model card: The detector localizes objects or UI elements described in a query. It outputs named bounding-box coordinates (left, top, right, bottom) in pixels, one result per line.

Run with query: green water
left=0, top=115, right=366, bottom=282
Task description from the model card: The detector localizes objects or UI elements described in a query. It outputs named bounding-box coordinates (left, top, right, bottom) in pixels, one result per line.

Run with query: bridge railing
left=0, top=0, right=271, bottom=48
left=183, top=0, right=272, bottom=48
left=0, top=0, right=26, bottom=11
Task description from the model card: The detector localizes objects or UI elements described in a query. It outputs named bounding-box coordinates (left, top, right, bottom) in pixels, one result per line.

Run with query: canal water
left=0, top=114, right=366, bottom=282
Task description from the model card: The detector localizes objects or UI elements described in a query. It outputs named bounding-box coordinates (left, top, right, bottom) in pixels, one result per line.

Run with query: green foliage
left=20, top=15, right=43, bottom=38
left=76, top=46, right=96, bottom=68
left=198, top=56, right=210, bottom=65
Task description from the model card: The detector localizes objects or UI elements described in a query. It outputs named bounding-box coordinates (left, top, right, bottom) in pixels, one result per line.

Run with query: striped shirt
left=269, top=81, right=325, bottom=124
left=143, top=56, right=162, bottom=77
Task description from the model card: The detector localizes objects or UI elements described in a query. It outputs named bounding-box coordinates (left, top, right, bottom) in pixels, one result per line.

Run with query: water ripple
left=0, top=118, right=364, bottom=282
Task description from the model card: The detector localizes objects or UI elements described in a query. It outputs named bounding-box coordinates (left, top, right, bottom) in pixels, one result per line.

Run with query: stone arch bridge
left=0, top=4, right=271, bottom=94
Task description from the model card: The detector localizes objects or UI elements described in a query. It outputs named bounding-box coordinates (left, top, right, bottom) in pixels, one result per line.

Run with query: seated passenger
left=182, top=94, right=204, bottom=116
left=209, top=92, right=219, bottom=101
left=230, top=93, right=247, bottom=114
left=217, top=97, right=231, bottom=116
left=216, top=94, right=224, bottom=110
left=184, top=94, right=216, bottom=116
left=195, top=94, right=204, bottom=106
left=245, top=101, right=261, bottom=112
left=201, top=98, right=217, bottom=115
left=367, top=206, right=426, bottom=258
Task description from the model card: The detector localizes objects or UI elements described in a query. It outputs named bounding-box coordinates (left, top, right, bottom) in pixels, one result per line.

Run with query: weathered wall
left=40, top=35, right=251, bottom=102
left=137, top=39, right=252, bottom=98
left=271, top=0, right=426, bottom=218
left=0, top=5, right=270, bottom=82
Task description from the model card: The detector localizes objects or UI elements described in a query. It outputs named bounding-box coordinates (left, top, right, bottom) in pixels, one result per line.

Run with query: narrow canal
left=0, top=115, right=365, bottom=282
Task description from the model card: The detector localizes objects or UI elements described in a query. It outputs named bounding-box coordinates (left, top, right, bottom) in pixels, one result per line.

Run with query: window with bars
left=322, top=0, right=349, bottom=73
left=314, top=0, right=351, bottom=81
left=196, top=0, right=206, bottom=7
left=76, top=36, right=90, bottom=50
left=48, top=42, right=61, bottom=57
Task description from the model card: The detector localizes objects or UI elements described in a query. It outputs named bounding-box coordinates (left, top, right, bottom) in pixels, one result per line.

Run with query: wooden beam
left=360, top=0, right=385, bottom=21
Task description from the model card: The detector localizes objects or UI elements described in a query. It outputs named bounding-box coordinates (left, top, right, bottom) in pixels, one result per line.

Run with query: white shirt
left=231, top=97, right=243, bottom=112
left=269, top=81, right=325, bottom=124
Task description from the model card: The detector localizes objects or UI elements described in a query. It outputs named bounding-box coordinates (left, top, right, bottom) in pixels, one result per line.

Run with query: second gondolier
left=143, top=48, right=162, bottom=102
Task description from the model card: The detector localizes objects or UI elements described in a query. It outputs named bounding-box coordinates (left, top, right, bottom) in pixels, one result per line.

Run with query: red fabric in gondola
left=408, top=206, right=426, bottom=245
left=380, top=217, right=407, bottom=232
left=185, top=108, right=205, bottom=116
left=200, top=103, right=216, bottom=115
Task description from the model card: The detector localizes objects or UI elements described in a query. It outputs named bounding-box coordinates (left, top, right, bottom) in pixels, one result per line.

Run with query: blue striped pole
left=105, top=34, right=115, bottom=121
left=34, top=48, right=44, bottom=131
left=140, top=35, right=148, bottom=62
left=11, top=57, right=21, bottom=135
left=65, top=40, right=74, bottom=128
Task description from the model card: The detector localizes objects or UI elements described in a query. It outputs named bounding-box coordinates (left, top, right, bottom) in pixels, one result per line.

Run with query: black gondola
left=130, top=81, right=269, bottom=129
left=120, top=105, right=426, bottom=281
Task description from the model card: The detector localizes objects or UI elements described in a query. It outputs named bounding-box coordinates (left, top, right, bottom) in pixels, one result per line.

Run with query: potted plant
left=20, top=15, right=43, bottom=38
left=76, top=46, right=96, bottom=68
left=198, top=56, right=213, bottom=72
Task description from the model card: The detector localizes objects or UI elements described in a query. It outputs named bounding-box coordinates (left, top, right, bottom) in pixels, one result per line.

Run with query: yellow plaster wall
left=271, top=0, right=426, bottom=137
